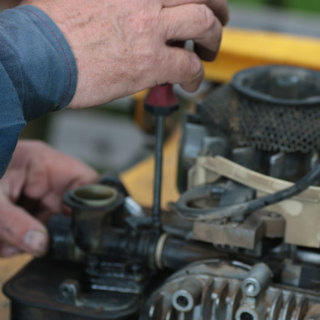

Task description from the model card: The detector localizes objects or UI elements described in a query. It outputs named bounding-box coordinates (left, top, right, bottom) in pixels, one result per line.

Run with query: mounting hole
left=172, top=291, right=193, bottom=312
left=62, top=287, right=70, bottom=293
left=240, top=312, right=254, bottom=320
left=236, top=308, right=258, bottom=320
left=176, top=295, right=189, bottom=308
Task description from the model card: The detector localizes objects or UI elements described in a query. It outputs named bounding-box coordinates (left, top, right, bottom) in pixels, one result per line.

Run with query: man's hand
left=0, top=140, right=98, bottom=257
left=21, top=0, right=228, bottom=108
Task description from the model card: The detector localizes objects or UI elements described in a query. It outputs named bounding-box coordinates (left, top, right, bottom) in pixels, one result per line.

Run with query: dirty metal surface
left=4, top=259, right=141, bottom=320
left=141, top=260, right=320, bottom=320
left=189, top=156, right=320, bottom=248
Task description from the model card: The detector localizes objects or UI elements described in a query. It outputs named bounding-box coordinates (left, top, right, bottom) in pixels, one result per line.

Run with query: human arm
left=0, top=5, right=77, bottom=176
left=0, top=0, right=228, bottom=175
left=22, top=0, right=229, bottom=108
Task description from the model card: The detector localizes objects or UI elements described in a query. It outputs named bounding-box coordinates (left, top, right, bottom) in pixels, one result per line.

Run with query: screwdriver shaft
left=153, top=115, right=165, bottom=228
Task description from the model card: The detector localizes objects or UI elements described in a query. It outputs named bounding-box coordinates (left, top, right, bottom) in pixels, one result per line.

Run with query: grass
left=228, top=0, right=320, bottom=13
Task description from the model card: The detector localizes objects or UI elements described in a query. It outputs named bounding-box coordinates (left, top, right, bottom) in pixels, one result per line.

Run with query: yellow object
left=121, top=128, right=181, bottom=209
left=133, top=28, right=320, bottom=100
left=204, top=27, right=320, bottom=83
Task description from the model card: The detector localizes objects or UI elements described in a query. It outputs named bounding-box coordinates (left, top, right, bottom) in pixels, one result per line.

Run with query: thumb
left=0, top=198, right=49, bottom=257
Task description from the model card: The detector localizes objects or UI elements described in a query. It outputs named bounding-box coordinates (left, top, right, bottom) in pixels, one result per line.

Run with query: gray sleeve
left=0, top=5, right=78, bottom=177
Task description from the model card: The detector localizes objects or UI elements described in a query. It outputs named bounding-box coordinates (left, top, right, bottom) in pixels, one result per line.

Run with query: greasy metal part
left=193, top=211, right=285, bottom=250
left=200, top=136, right=228, bottom=158
left=161, top=209, right=194, bottom=238
left=171, top=278, right=202, bottom=312
left=219, top=181, right=256, bottom=210
left=262, top=212, right=286, bottom=238
left=178, top=160, right=320, bottom=228
left=177, top=113, right=210, bottom=192
left=297, top=249, right=320, bottom=266
left=69, top=184, right=118, bottom=207
left=48, top=214, right=84, bottom=261
left=6, top=182, right=320, bottom=320
left=6, top=65, right=320, bottom=320
left=160, top=237, right=228, bottom=270
left=85, top=256, right=147, bottom=296
left=141, top=260, right=320, bottom=320
left=100, top=228, right=160, bottom=270
left=281, top=261, right=303, bottom=287
left=269, top=152, right=285, bottom=179
left=241, top=263, right=272, bottom=297
left=141, top=260, right=249, bottom=320
left=49, top=215, right=225, bottom=271
left=193, top=211, right=265, bottom=250
left=153, top=115, right=164, bottom=228
left=279, top=259, right=320, bottom=290
left=188, top=156, right=320, bottom=248
left=155, top=233, right=169, bottom=269
left=232, top=147, right=261, bottom=173
left=58, top=279, right=81, bottom=305
left=64, top=184, right=124, bottom=252
left=4, top=259, right=142, bottom=320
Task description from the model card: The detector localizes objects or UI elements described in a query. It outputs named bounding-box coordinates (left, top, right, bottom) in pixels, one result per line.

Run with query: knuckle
left=197, top=4, right=216, bottom=32
left=188, top=54, right=202, bottom=79
left=133, top=10, right=158, bottom=35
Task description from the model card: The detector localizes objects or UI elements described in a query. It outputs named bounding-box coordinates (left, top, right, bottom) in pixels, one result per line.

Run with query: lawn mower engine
left=4, top=65, right=320, bottom=320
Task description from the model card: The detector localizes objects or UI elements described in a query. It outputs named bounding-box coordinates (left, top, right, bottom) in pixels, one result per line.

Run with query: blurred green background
left=228, top=0, right=320, bottom=13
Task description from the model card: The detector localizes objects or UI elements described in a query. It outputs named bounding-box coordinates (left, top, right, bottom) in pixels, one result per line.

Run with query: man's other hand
left=21, top=0, right=229, bottom=108
left=0, top=140, right=98, bottom=257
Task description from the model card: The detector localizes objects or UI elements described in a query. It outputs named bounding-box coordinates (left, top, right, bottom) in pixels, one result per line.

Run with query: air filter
left=200, top=65, right=320, bottom=153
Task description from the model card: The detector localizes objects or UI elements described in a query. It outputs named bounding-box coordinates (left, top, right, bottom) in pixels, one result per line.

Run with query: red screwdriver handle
left=144, top=84, right=179, bottom=116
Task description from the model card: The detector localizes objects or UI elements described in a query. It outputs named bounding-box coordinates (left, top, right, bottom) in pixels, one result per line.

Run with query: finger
left=194, top=35, right=221, bottom=61
left=159, top=47, right=204, bottom=92
left=24, top=157, right=50, bottom=199
left=0, top=196, right=49, bottom=257
left=162, top=0, right=229, bottom=25
left=23, top=142, right=98, bottom=199
left=0, top=243, right=22, bottom=257
left=162, top=4, right=222, bottom=61
left=34, top=193, right=62, bottom=225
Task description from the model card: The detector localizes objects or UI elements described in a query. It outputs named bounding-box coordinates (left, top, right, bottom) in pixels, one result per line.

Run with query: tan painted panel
left=190, top=156, right=320, bottom=248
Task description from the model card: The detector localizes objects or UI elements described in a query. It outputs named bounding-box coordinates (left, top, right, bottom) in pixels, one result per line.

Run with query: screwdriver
left=144, top=84, right=179, bottom=229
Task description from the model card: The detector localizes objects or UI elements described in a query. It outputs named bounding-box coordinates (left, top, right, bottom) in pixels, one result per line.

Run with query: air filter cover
left=200, top=65, right=320, bottom=153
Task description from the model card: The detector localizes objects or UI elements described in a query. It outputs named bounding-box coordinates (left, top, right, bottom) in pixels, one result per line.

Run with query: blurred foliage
left=228, top=0, right=320, bottom=12
left=289, top=0, right=320, bottom=12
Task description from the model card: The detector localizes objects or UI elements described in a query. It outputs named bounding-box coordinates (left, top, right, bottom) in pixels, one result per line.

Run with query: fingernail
left=24, top=229, right=48, bottom=256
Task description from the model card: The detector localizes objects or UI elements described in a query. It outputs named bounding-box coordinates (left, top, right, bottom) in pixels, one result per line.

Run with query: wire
left=176, top=164, right=320, bottom=221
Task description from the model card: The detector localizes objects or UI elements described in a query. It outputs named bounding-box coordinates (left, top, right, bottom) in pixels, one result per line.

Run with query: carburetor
left=4, top=65, right=320, bottom=320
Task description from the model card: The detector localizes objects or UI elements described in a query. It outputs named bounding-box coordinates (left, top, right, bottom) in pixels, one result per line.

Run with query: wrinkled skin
left=0, top=0, right=229, bottom=257
left=0, top=141, right=98, bottom=257
left=21, top=0, right=229, bottom=108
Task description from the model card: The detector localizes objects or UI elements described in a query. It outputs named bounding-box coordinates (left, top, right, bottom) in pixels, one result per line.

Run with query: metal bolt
left=241, top=263, right=272, bottom=297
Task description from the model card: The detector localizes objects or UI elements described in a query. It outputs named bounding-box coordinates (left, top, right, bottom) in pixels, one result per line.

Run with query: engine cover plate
left=3, top=259, right=141, bottom=320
